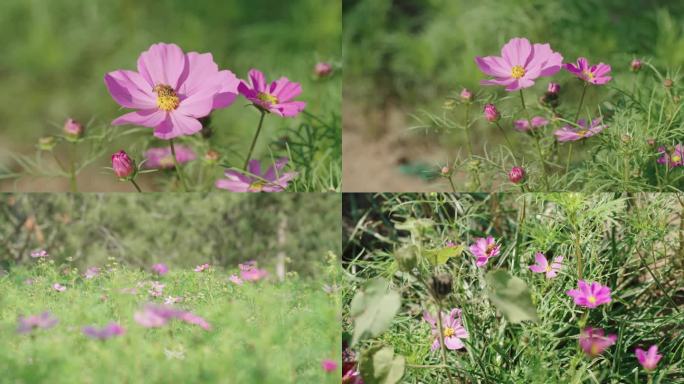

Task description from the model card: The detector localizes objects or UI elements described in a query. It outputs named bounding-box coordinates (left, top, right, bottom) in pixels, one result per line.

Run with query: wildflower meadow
left=0, top=0, right=341, bottom=192
left=0, top=193, right=342, bottom=383
left=342, top=193, right=684, bottom=383
left=342, top=0, right=684, bottom=192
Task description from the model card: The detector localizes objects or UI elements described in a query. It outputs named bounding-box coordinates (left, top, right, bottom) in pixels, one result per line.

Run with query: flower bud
left=63, top=118, right=84, bottom=139
left=38, top=136, right=56, bottom=151
left=394, top=245, right=418, bottom=272
left=440, top=166, right=450, bottom=177
left=508, top=166, right=525, bottom=184
left=646, top=138, right=656, bottom=146
left=111, top=150, right=135, bottom=179
left=483, top=103, right=500, bottom=122
left=204, top=149, right=220, bottom=164
left=429, top=273, right=453, bottom=300
left=314, top=62, right=333, bottom=78
left=664, top=79, right=674, bottom=88
left=547, top=82, right=560, bottom=94
left=460, top=88, right=473, bottom=102
left=630, top=59, right=642, bottom=73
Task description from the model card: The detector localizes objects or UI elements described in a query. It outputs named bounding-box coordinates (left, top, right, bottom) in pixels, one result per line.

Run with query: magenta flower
left=469, top=236, right=500, bottom=267
left=321, top=359, right=338, bottom=373
left=239, top=260, right=268, bottom=282
left=84, top=267, right=100, bottom=279
left=83, top=322, right=125, bottom=340
left=151, top=263, right=169, bottom=276
left=514, top=116, right=549, bottom=132
left=17, top=312, right=58, bottom=334
left=194, top=263, right=210, bottom=273
left=143, top=145, right=196, bottom=169
left=315, top=62, right=333, bottom=78
left=423, top=308, right=468, bottom=351
left=215, top=158, right=297, bottom=193
left=238, top=69, right=306, bottom=117
left=630, top=59, right=642, bottom=73
left=63, top=118, right=84, bottom=138
left=564, top=57, right=612, bottom=85
left=105, top=43, right=239, bottom=139
left=566, top=280, right=612, bottom=308
left=508, top=166, right=525, bottom=184
left=112, top=150, right=135, bottom=179
left=53, top=283, right=66, bottom=292
left=635, top=345, right=662, bottom=371
left=657, top=145, right=684, bottom=168
left=343, top=345, right=363, bottom=384
left=579, top=327, right=617, bottom=356
left=483, top=103, right=500, bottom=122
left=554, top=118, right=606, bottom=142
left=229, top=274, right=244, bottom=285
left=528, top=253, right=563, bottom=278
left=31, top=249, right=48, bottom=258
left=134, top=304, right=211, bottom=331
left=177, top=311, right=212, bottom=331
left=475, top=37, right=563, bottom=92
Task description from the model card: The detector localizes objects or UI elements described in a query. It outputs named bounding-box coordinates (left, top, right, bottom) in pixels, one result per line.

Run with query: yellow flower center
left=582, top=70, right=595, bottom=81
left=159, top=155, right=175, bottom=167
left=577, top=130, right=589, bottom=137
left=672, top=155, right=682, bottom=162
left=248, top=180, right=266, bottom=192
left=590, top=344, right=600, bottom=355
left=587, top=295, right=597, bottom=304
left=153, top=84, right=180, bottom=111
left=443, top=327, right=455, bottom=338
left=545, top=265, right=552, bottom=272
left=486, top=243, right=496, bottom=253
left=257, top=92, right=279, bottom=105
left=511, top=65, right=526, bottom=79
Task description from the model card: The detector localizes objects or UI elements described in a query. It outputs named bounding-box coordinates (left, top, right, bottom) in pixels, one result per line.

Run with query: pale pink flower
left=53, top=283, right=66, bottom=292
left=194, top=263, right=210, bottom=273
left=528, top=253, right=563, bottom=278
left=423, top=308, right=469, bottom=351
left=83, top=323, right=125, bottom=340
left=17, top=312, right=58, bottom=334
left=31, top=249, right=48, bottom=258
left=554, top=118, right=606, bottom=142
left=229, top=274, right=244, bottom=285
left=239, top=260, right=268, bottom=282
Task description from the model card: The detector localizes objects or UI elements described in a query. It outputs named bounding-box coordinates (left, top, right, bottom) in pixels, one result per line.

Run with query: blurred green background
left=0, top=193, right=341, bottom=278
left=342, top=0, right=684, bottom=191
left=0, top=0, right=341, bottom=191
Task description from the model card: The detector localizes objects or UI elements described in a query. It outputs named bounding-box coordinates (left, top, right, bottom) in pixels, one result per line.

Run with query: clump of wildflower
left=528, top=253, right=563, bottom=278
left=239, top=260, right=268, bottom=282
left=566, top=280, right=612, bottom=308
left=423, top=308, right=468, bottom=351
left=469, top=236, right=500, bottom=267
left=31, top=249, right=48, bottom=258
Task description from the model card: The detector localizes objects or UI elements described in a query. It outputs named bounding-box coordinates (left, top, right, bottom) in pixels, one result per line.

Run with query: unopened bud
left=460, top=88, right=473, bottom=102
left=63, top=118, right=84, bottom=139
left=630, top=59, right=642, bottom=73
left=508, top=166, right=525, bottom=184
left=664, top=79, right=674, bottom=88
left=38, top=136, right=56, bottom=151
left=314, top=62, right=333, bottom=78
left=483, top=103, right=500, bottom=122
left=111, top=150, right=135, bottom=179
left=429, top=273, right=453, bottom=300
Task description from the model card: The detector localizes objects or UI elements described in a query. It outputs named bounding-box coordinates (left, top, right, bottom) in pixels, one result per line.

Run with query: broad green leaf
left=350, top=278, right=401, bottom=346
left=359, top=345, right=405, bottom=384
left=424, top=244, right=464, bottom=265
left=485, top=269, right=538, bottom=323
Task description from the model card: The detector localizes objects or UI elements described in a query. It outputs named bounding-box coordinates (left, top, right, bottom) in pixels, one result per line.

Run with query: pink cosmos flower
left=239, top=260, right=268, bottom=282
left=321, top=359, right=338, bottom=373
left=149, top=281, right=165, bottom=297
left=635, top=345, right=662, bottom=371
left=82, top=323, right=125, bottom=340
left=229, top=274, right=244, bottom=285
left=554, top=118, right=606, bottom=142
left=105, top=43, right=239, bottom=139
left=564, top=57, right=612, bottom=85
left=17, top=312, right=58, bottom=333
left=84, top=267, right=100, bottom=279
left=164, top=296, right=183, bottom=305
left=528, top=253, right=563, bottom=278
left=343, top=344, right=363, bottom=384
left=475, top=37, right=563, bottom=92
left=215, top=158, right=297, bottom=193
left=469, top=236, right=501, bottom=267
left=423, top=308, right=469, bottom=351
left=152, top=263, right=169, bottom=276
left=579, top=327, right=617, bottom=356
left=315, top=62, right=333, bottom=78
left=177, top=311, right=212, bottom=331
left=134, top=304, right=211, bottom=331
left=53, top=283, right=66, bottom=292
left=460, top=88, right=473, bottom=102
left=238, top=69, right=306, bottom=117
left=31, top=249, right=48, bottom=258
left=566, top=280, right=612, bottom=308
left=143, top=146, right=196, bottom=169
left=657, top=145, right=684, bottom=168
left=194, top=263, right=210, bottom=273
left=63, top=118, right=84, bottom=137
left=514, top=116, right=549, bottom=132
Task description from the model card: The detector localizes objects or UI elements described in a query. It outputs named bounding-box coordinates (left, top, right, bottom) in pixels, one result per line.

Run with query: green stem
left=494, top=121, right=514, bottom=151
left=448, top=177, right=457, bottom=193
left=574, top=83, right=588, bottom=123
left=68, top=143, right=78, bottom=192
left=463, top=103, right=473, bottom=157
left=243, top=110, right=267, bottom=170
left=130, top=179, right=142, bottom=193
left=435, top=300, right=456, bottom=384
left=169, top=139, right=190, bottom=191
left=520, top=90, right=549, bottom=189
left=574, top=226, right=583, bottom=280
left=565, top=142, right=574, bottom=174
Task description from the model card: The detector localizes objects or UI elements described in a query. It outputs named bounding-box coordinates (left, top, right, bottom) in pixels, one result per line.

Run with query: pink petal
left=112, top=109, right=167, bottom=127
left=180, top=52, right=220, bottom=96
left=501, top=37, right=532, bottom=67
left=153, top=112, right=201, bottom=140
left=475, top=56, right=512, bottom=78
left=104, top=70, right=157, bottom=109
left=137, top=43, right=189, bottom=90
left=215, top=179, right=251, bottom=192
left=444, top=336, right=465, bottom=350
left=273, top=101, right=306, bottom=117
left=212, top=70, right=240, bottom=109
left=534, top=253, right=548, bottom=267
left=247, top=69, right=267, bottom=92
left=270, top=78, right=302, bottom=102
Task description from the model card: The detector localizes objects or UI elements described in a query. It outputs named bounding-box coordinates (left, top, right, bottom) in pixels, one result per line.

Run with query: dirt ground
left=342, top=100, right=453, bottom=192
